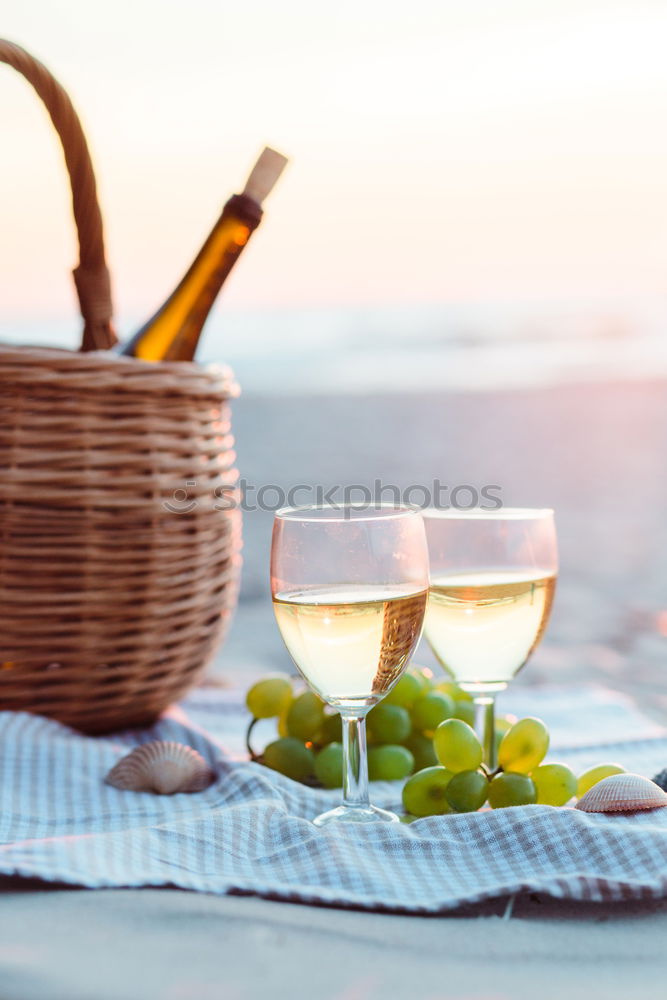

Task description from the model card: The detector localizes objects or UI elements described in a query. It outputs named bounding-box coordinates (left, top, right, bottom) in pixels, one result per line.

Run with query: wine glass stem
left=473, top=695, right=496, bottom=770
left=340, top=713, right=370, bottom=810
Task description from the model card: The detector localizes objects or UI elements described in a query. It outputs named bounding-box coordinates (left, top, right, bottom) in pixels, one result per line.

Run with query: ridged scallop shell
left=576, top=773, right=667, bottom=813
left=105, top=741, right=214, bottom=794
left=652, top=767, right=667, bottom=792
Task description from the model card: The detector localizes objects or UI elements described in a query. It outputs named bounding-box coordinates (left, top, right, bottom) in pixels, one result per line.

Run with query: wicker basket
left=0, top=41, right=242, bottom=732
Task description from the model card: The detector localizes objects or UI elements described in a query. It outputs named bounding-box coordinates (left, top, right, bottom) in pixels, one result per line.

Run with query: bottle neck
left=120, top=193, right=263, bottom=361
left=223, top=193, right=263, bottom=230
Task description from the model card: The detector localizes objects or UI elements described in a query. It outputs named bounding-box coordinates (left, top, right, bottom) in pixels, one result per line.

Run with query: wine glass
left=422, top=508, right=557, bottom=768
left=271, top=504, right=429, bottom=826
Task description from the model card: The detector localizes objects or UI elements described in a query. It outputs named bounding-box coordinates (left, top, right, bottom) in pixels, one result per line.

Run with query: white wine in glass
left=273, top=586, right=427, bottom=706
left=271, top=505, right=429, bottom=826
left=423, top=509, right=557, bottom=767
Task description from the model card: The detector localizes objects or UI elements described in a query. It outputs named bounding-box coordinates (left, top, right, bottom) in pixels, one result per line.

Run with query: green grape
left=532, top=763, right=577, bottom=806
left=434, top=680, right=459, bottom=698
left=405, top=733, right=438, bottom=772
left=402, top=766, right=454, bottom=817
left=400, top=814, right=417, bottom=824
left=410, top=692, right=454, bottom=734
left=433, top=718, right=484, bottom=773
left=367, top=704, right=411, bottom=744
left=453, top=700, right=475, bottom=726
left=368, top=745, right=414, bottom=781
left=409, top=668, right=433, bottom=696
left=436, top=680, right=472, bottom=702
left=383, top=672, right=423, bottom=708
left=494, top=713, right=517, bottom=757
left=497, top=717, right=549, bottom=774
left=576, top=763, right=626, bottom=799
left=488, top=771, right=537, bottom=808
left=263, top=738, right=315, bottom=782
left=314, top=742, right=343, bottom=788
left=318, top=711, right=342, bottom=745
left=445, top=769, right=489, bottom=813
left=495, top=715, right=516, bottom=735
left=277, top=705, right=290, bottom=738
left=246, top=676, right=293, bottom=719
left=286, top=692, right=325, bottom=741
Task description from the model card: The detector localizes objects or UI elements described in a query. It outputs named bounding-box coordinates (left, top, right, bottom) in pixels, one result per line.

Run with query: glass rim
left=274, top=502, right=423, bottom=523
left=422, top=507, right=554, bottom=521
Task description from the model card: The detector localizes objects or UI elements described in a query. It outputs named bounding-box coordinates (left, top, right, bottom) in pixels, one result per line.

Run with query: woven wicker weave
left=0, top=42, right=242, bottom=732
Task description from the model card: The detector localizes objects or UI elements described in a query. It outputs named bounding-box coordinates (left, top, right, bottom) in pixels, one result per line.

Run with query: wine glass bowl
left=271, top=504, right=429, bottom=826
left=422, top=508, right=557, bottom=766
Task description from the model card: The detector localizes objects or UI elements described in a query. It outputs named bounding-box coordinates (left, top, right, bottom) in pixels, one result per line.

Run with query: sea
left=5, top=298, right=667, bottom=712
left=6, top=298, right=667, bottom=395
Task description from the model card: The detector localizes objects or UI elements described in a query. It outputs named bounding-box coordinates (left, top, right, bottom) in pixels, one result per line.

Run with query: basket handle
left=0, top=39, right=117, bottom=351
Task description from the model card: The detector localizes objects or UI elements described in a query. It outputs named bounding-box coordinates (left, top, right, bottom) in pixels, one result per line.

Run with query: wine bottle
left=118, top=147, right=288, bottom=361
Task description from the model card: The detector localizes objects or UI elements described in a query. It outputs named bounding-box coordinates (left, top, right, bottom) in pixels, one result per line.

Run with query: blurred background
left=3, top=0, right=667, bottom=712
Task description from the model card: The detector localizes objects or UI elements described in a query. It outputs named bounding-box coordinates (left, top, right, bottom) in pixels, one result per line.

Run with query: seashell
left=105, top=741, right=215, bottom=794
left=652, top=767, right=667, bottom=792
left=575, top=773, right=667, bottom=813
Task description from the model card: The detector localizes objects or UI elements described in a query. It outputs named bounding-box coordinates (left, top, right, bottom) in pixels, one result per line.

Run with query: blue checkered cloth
left=1, top=685, right=666, bottom=913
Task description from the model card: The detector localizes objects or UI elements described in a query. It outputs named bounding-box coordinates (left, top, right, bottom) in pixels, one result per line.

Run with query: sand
left=3, top=379, right=667, bottom=997
left=223, top=379, right=667, bottom=719
left=0, top=882, right=666, bottom=999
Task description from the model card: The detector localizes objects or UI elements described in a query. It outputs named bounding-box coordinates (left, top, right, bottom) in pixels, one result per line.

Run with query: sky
left=2, top=0, right=667, bottom=332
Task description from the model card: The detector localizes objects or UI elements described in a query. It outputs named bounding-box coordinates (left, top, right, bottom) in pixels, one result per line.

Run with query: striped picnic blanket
left=0, top=685, right=666, bottom=913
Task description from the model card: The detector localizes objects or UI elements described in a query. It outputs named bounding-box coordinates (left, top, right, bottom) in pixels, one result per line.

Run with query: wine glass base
left=312, top=804, right=399, bottom=827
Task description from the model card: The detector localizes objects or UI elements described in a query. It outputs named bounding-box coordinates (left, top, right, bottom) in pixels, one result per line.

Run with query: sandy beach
left=221, top=378, right=667, bottom=720
left=0, top=884, right=665, bottom=1000
left=3, top=376, right=667, bottom=999
left=4, top=1, right=667, bottom=994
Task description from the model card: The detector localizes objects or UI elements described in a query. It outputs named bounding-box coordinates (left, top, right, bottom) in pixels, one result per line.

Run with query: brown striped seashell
left=105, top=741, right=215, bottom=794
left=575, top=773, right=667, bottom=813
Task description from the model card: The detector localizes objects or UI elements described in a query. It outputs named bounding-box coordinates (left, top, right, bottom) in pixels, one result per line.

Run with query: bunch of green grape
left=245, top=668, right=509, bottom=788
left=244, top=671, right=626, bottom=814
left=402, top=715, right=626, bottom=817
